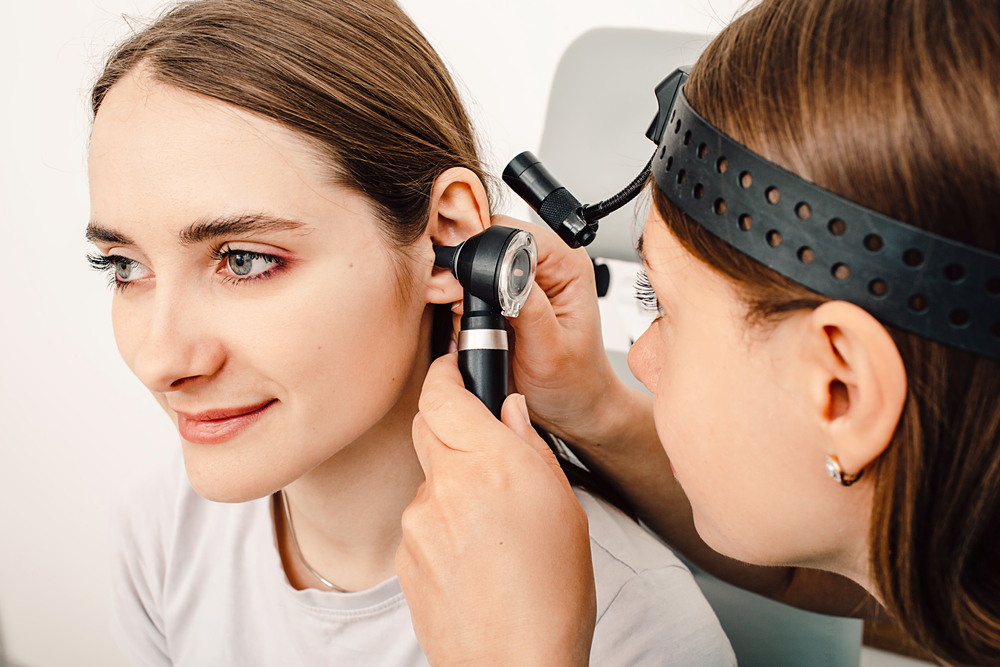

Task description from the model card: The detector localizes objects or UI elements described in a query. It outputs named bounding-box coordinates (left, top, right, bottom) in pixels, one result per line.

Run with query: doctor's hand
left=397, top=353, right=595, bottom=667
left=490, top=216, right=651, bottom=450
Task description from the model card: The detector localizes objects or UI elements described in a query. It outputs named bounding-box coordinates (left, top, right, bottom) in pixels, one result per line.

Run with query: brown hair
left=652, top=0, right=1000, bottom=663
left=92, top=0, right=490, bottom=252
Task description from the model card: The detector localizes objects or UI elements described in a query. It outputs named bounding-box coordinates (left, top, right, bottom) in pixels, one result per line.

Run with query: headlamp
left=504, top=68, right=1000, bottom=362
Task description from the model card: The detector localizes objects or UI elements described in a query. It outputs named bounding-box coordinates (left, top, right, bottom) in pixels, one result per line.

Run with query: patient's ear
left=423, top=167, right=490, bottom=305
left=799, top=301, right=907, bottom=481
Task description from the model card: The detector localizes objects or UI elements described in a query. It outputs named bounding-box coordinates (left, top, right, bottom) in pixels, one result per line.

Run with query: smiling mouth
left=175, top=399, right=277, bottom=444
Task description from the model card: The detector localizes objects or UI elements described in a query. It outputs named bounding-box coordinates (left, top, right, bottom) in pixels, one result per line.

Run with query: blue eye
left=228, top=252, right=254, bottom=276
left=634, top=269, right=664, bottom=316
left=87, top=253, right=149, bottom=292
left=114, top=257, right=134, bottom=280
left=215, top=247, right=281, bottom=281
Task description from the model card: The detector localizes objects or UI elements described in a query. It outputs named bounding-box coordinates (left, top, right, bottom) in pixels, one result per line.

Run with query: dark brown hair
left=652, top=0, right=1000, bottom=663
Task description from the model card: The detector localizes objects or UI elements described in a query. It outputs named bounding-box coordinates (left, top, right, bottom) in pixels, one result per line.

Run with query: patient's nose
left=123, top=289, right=226, bottom=393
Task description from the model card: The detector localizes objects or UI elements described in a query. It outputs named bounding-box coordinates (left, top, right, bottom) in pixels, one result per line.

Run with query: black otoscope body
left=434, top=225, right=537, bottom=418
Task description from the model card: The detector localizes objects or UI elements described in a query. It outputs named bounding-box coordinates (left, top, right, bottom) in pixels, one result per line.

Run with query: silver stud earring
left=825, top=455, right=863, bottom=487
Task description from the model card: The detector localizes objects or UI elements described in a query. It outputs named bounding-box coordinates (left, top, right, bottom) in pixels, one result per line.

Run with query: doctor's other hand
left=397, top=353, right=596, bottom=667
left=491, top=215, right=651, bottom=450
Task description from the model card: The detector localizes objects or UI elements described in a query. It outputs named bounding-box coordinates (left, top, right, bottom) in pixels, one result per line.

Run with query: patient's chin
left=180, top=442, right=290, bottom=504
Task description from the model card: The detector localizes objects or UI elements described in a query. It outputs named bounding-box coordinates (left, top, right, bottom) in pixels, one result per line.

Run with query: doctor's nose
left=627, top=324, right=662, bottom=395
left=121, top=291, right=227, bottom=394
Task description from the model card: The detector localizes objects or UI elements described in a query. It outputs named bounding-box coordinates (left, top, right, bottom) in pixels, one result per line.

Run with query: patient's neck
left=275, top=339, right=430, bottom=593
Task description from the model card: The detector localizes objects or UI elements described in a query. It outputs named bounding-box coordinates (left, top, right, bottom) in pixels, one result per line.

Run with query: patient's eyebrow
left=179, top=215, right=309, bottom=245
left=85, top=223, right=135, bottom=246
left=636, top=233, right=646, bottom=264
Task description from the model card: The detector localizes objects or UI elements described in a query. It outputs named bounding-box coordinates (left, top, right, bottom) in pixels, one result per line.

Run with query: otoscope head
left=433, top=225, right=537, bottom=319
left=502, top=152, right=597, bottom=249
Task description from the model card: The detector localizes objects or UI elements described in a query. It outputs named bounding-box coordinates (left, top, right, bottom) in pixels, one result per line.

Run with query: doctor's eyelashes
left=634, top=269, right=665, bottom=317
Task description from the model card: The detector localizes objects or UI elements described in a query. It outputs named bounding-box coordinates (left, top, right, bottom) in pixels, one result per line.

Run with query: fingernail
left=517, top=394, right=531, bottom=425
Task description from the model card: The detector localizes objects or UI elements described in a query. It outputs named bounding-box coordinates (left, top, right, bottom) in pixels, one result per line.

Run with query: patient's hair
left=651, top=0, right=1000, bottom=663
left=92, top=0, right=634, bottom=515
left=92, top=0, right=488, bottom=253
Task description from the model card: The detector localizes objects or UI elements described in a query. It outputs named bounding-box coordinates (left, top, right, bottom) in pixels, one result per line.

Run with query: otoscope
left=434, top=226, right=537, bottom=418
left=431, top=73, right=683, bottom=416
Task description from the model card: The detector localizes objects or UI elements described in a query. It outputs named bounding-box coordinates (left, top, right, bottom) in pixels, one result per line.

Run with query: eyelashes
left=87, top=253, right=142, bottom=293
left=87, top=245, right=285, bottom=293
left=634, top=268, right=664, bottom=316
left=208, top=246, right=282, bottom=284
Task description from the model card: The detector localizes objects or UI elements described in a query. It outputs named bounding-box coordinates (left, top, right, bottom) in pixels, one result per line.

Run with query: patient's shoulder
left=575, top=489, right=737, bottom=667
left=574, top=487, right=686, bottom=576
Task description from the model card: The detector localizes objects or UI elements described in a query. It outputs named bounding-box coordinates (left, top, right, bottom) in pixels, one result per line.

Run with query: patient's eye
left=228, top=251, right=272, bottom=277
left=115, top=257, right=135, bottom=280
left=87, top=253, right=151, bottom=293
left=212, top=245, right=283, bottom=283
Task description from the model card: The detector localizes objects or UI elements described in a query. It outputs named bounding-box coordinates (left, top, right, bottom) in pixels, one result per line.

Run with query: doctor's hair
left=651, top=0, right=1000, bottom=664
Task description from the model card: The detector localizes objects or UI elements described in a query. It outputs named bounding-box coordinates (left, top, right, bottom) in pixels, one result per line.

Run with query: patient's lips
left=175, top=399, right=277, bottom=444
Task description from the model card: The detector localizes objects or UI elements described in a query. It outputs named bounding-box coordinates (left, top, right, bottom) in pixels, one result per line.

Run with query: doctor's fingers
left=411, top=404, right=565, bottom=506
left=490, top=215, right=596, bottom=298
left=416, top=353, right=513, bottom=455
left=498, top=393, right=577, bottom=499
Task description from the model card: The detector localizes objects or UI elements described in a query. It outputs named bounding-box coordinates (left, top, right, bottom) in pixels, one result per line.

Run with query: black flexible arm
left=503, top=151, right=654, bottom=248
left=580, top=158, right=652, bottom=223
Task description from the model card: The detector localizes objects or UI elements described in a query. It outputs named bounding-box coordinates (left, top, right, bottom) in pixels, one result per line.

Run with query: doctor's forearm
left=570, top=387, right=879, bottom=619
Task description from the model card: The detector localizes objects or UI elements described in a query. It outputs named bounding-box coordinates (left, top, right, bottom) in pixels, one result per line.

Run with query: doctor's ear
left=423, top=167, right=490, bottom=305
left=800, top=301, right=907, bottom=482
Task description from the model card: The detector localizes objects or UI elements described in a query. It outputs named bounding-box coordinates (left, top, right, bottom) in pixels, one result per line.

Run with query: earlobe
left=423, top=167, right=490, bottom=305
left=803, top=301, right=907, bottom=481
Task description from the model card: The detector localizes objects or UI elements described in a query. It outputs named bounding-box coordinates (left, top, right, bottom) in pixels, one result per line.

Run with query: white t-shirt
left=110, top=451, right=736, bottom=666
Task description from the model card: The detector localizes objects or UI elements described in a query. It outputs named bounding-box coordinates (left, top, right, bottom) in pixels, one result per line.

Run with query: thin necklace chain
left=280, top=489, right=347, bottom=593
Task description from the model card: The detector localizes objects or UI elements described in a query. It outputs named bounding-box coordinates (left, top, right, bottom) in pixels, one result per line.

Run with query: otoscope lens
left=509, top=249, right=532, bottom=296
left=497, top=231, right=537, bottom=318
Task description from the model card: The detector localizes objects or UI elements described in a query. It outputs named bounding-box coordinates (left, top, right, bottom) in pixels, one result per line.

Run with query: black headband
left=651, top=69, right=1000, bottom=361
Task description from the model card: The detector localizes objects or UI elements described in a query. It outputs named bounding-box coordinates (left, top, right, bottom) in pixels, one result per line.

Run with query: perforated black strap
left=651, top=87, right=1000, bottom=361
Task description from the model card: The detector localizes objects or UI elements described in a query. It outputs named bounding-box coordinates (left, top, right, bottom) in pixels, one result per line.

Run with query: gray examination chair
left=534, top=28, right=864, bottom=667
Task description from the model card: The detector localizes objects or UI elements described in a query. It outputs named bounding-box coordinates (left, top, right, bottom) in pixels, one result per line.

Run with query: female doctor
left=395, top=0, right=1000, bottom=665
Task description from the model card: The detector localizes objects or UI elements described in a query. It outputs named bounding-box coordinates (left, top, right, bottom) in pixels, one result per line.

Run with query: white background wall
left=0, top=1, right=744, bottom=665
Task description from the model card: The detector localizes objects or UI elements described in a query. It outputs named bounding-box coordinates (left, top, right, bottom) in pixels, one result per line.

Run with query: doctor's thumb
left=500, top=393, right=532, bottom=437
left=500, top=394, right=574, bottom=491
